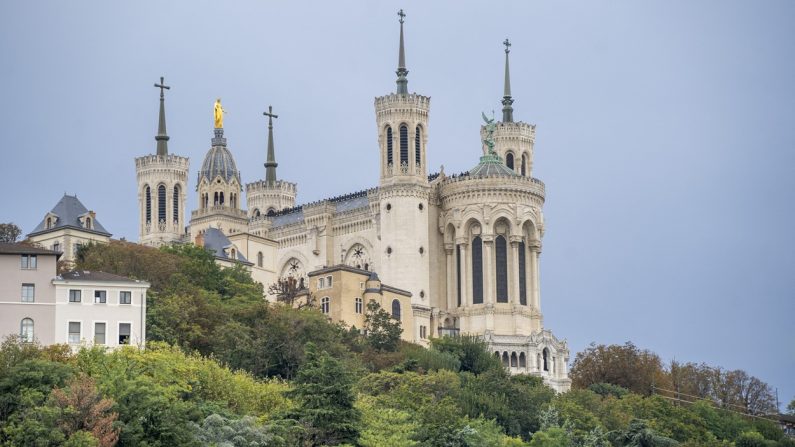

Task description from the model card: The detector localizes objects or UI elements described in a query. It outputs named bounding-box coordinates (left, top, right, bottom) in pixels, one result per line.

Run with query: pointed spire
left=154, top=77, right=171, bottom=156
left=396, top=9, right=409, bottom=94
left=263, top=105, right=279, bottom=184
left=501, top=39, right=515, bottom=123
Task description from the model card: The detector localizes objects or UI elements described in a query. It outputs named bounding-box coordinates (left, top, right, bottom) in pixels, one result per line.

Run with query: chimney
left=195, top=232, right=205, bottom=247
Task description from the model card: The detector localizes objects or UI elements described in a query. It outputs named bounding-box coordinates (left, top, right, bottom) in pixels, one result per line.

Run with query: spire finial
left=501, top=39, right=514, bottom=123
left=154, top=76, right=171, bottom=156
left=263, top=105, right=279, bottom=185
left=396, top=9, right=409, bottom=94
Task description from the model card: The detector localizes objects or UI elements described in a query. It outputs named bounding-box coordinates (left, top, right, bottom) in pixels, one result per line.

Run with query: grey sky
left=1, top=1, right=793, bottom=407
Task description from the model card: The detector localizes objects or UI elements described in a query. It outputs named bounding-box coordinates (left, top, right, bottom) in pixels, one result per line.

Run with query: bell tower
left=246, top=105, right=297, bottom=219
left=375, top=10, right=432, bottom=342
left=135, top=77, right=189, bottom=247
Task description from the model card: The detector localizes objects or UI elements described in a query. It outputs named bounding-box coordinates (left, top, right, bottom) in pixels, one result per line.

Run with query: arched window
left=518, top=241, right=527, bottom=305
left=456, top=245, right=462, bottom=307
left=391, top=299, right=401, bottom=320
left=472, top=236, right=483, bottom=304
left=521, top=154, right=527, bottom=176
left=511, top=352, right=518, bottom=367
left=46, top=217, right=52, bottom=229
left=257, top=252, right=263, bottom=268
left=495, top=235, right=508, bottom=303
left=20, top=318, right=33, bottom=343
left=145, top=186, right=151, bottom=223
left=157, top=184, right=166, bottom=222
left=415, top=126, right=421, bottom=166
left=84, top=217, right=91, bottom=229
left=386, top=126, right=393, bottom=165
left=230, top=248, right=236, bottom=260
left=501, top=352, right=509, bottom=367
left=494, top=351, right=500, bottom=358
left=399, top=124, right=409, bottom=165
left=267, top=208, right=276, bottom=216
left=543, top=348, right=549, bottom=371
left=173, top=184, right=180, bottom=223
left=321, top=297, right=330, bottom=314
left=506, top=152, right=514, bottom=170
left=219, top=192, right=225, bottom=206
left=519, top=352, right=527, bottom=368
left=254, top=208, right=261, bottom=217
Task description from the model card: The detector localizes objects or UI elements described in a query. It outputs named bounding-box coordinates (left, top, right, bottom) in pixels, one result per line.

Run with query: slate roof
left=469, top=153, right=518, bottom=177
left=199, top=146, right=241, bottom=184
left=58, top=270, right=147, bottom=283
left=202, top=227, right=252, bottom=265
left=0, top=243, right=61, bottom=257
left=28, top=194, right=111, bottom=237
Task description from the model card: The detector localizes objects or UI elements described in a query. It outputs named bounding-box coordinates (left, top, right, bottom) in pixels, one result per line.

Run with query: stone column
left=530, top=242, right=542, bottom=310
left=509, top=236, right=522, bottom=305
left=482, top=235, right=494, bottom=304
left=444, top=243, right=454, bottom=310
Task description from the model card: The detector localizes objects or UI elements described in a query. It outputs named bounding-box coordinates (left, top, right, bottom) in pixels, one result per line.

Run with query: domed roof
left=469, top=153, right=518, bottom=177
left=199, top=145, right=240, bottom=184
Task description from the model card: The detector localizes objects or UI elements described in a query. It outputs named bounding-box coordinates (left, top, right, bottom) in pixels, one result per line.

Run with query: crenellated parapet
left=246, top=179, right=298, bottom=218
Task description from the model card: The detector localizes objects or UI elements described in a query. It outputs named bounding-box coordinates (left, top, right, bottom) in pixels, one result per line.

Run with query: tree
left=268, top=276, right=314, bottom=308
left=364, top=300, right=403, bottom=352
left=613, top=419, right=678, bottom=447
left=192, top=414, right=283, bottom=447
left=49, top=375, right=119, bottom=447
left=283, top=343, right=360, bottom=446
left=570, top=342, right=668, bottom=395
left=0, top=223, right=22, bottom=243
left=787, top=398, right=795, bottom=415
left=528, top=427, right=570, bottom=447
left=431, top=335, right=503, bottom=375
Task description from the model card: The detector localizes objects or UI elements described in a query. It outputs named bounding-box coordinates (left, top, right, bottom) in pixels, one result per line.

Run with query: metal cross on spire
left=501, top=40, right=514, bottom=122
left=264, top=105, right=279, bottom=184
left=154, top=76, right=170, bottom=98
left=503, top=38, right=511, bottom=53
left=398, top=9, right=405, bottom=24
left=396, top=9, right=409, bottom=94
left=154, top=76, right=171, bottom=155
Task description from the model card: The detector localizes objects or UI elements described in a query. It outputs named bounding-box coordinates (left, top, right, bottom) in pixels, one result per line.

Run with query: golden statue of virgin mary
left=213, top=98, right=225, bottom=128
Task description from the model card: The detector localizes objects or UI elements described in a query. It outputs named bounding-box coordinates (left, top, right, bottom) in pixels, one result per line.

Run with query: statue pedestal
left=212, top=128, right=226, bottom=147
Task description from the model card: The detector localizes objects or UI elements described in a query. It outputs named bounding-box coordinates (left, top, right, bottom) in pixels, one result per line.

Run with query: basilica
left=134, top=12, right=571, bottom=391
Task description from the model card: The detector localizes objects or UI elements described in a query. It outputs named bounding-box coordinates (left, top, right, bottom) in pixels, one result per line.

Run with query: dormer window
left=46, top=217, right=53, bottom=229
left=84, top=217, right=92, bottom=229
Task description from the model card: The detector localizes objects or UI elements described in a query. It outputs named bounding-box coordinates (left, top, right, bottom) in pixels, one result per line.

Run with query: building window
left=94, top=290, right=107, bottom=304
left=145, top=186, right=152, bottom=223
left=94, top=322, right=106, bottom=345
left=20, top=318, right=34, bottom=343
left=69, top=289, right=82, bottom=303
left=502, top=352, right=509, bottom=367
left=386, top=126, right=393, bottom=165
left=518, top=241, right=527, bottom=305
left=543, top=348, right=549, bottom=372
left=257, top=252, right=263, bottom=268
left=495, top=235, right=508, bottom=303
left=391, top=299, right=401, bottom=320
left=359, top=282, right=365, bottom=290
left=120, top=291, right=132, bottom=305
left=173, top=184, right=180, bottom=223
left=84, top=217, right=92, bottom=229
left=53, top=241, right=61, bottom=252
left=420, top=325, right=427, bottom=339
left=46, top=217, right=53, bottom=229
left=20, top=254, right=37, bottom=269
left=456, top=245, right=462, bottom=307
left=326, top=275, right=332, bottom=287
left=415, top=126, right=422, bottom=166
left=472, top=236, right=483, bottom=304
left=321, top=297, right=330, bottom=315
left=355, top=297, right=363, bottom=314
left=158, top=184, right=166, bottom=222
left=399, top=124, right=409, bottom=165
left=119, top=323, right=131, bottom=345
left=318, top=277, right=324, bottom=289
left=506, top=152, right=514, bottom=170
left=510, top=352, right=518, bottom=367
left=68, top=322, right=81, bottom=344
left=21, top=284, right=35, bottom=303
left=519, top=352, right=527, bottom=368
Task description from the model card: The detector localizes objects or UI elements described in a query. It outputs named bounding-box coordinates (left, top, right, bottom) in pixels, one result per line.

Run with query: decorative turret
left=246, top=105, right=297, bottom=222
left=135, top=76, right=189, bottom=247
left=481, top=40, right=536, bottom=177
left=375, top=9, right=430, bottom=185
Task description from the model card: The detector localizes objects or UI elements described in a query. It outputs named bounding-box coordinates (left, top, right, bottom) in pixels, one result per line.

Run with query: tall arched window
left=321, top=297, right=330, bottom=314
left=145, top=186, right=151, bottom=223
left=391, top=299, right=401, bottom=320
left=173, top=185, right=180, bottom=223
left=472, top=236, right=483, bottom=304
left=518, top=240, right=527, bottom=305
left=20, top=318, right=33, bottom=343
left=519, top=352, right=527, bottom=368
left=219, top=192, right=225, bottom=206
left=495, top=235, right=508, bottom=303
left=506, top=153, right=514, bottom=170
left=214, top=192, right=219, bottom=206
left=414, top=126, right=421, bottom=166
left=46, top=217, right=52, bottom=229
left=521, top=154, right=527, bottom=176
left=399, top=124, right=409, bottom=165
left=84, top=217, right=91, bottom=229
left=257, top=252, right=263, bottom=268
left=386, top=126, right=393, bottom=165
left=511, top=352, right=518, bottom=367
left=501, top=352, right=509, bottom=367
left=456, top=245, right=462, bottom=307
left=254, top=209, right=261, bottom=217
left=543, top=348, right=549, bottom=371
left=157, top=185, right=166, bottom=222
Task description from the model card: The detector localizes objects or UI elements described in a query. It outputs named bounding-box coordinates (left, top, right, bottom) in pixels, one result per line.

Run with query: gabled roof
left=202, top=227, right=252, bottom=265
left=0, top=242, right=61, bottom=257
left=57, top=270, right=148, bottom=284
left=28, top=194, right=111, bottom=237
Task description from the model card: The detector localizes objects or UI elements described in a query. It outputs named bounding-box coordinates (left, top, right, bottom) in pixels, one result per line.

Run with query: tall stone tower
left=135, top=77, right=189, bottom=247
left=481, top=40, right=536, bottom=177
left=246, top=105, right=297, bottom=219
left=375, top=10, right=432, bottom=339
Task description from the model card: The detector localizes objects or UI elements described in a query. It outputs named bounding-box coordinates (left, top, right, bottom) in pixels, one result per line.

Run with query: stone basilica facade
left=134, top=16, right=570, bottom=391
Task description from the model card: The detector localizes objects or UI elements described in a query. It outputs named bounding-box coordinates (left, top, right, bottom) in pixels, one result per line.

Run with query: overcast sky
left=1, top=1, right=793, bottom=408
